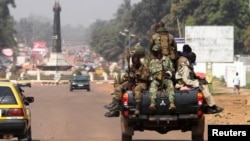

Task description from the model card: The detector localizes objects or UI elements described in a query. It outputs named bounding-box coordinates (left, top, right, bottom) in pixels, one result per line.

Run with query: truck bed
left=125, top=88, right=204, bottom=116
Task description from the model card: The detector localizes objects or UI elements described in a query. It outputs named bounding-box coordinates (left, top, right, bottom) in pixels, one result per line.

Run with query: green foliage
left=9, top=65, right=19, bottom=75
left=0, top=0, right=17, bottom=50
left=88, top=0, right=250, bottom=61
left=5, top=0, right=250, bottom=62
left=14, top=16, right=52, bottom=47
left=73, top=69, right=82, bottom=75
left=219, top=75, right=226, bottom=83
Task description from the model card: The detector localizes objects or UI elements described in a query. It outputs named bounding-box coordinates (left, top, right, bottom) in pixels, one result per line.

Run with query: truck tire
left=122, top=134, right=132, bottom=141
left=120, top=115, right=134, bottom=141
left=191, top=115, right=205, bottom=141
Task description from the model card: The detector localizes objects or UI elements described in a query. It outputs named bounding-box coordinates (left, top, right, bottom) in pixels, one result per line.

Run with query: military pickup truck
left=120, top=88, right=205, bottom=141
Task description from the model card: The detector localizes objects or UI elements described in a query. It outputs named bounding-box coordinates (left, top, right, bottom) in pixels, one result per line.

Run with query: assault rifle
left=125, top=48, right=136, bottom=90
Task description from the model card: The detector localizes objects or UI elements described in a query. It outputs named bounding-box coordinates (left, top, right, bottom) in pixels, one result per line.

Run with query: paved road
left=7, top=83, right=208, bottom=141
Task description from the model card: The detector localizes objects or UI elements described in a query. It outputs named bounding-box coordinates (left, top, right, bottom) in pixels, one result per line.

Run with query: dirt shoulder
left=205, top=79, right=250, bottom=125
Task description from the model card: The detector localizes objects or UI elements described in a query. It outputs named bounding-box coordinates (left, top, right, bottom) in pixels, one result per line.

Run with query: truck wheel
left=120, top=115, right=134, bottom=141
left=122, top=134, right=132, bottom=141
left=191, top=115, right=205, bottom=141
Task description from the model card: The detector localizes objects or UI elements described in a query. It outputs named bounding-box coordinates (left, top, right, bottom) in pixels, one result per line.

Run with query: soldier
left=150, top=21, right=178, bottom=62
left=104, top=46, right=150, bottom=117
left=131, top=47, right=150, bottom=116
left=148, top=45, right=176, bottom=111
left=150, top=21, right=178, bottom=85
left=175, top=51, right=224, bottom=114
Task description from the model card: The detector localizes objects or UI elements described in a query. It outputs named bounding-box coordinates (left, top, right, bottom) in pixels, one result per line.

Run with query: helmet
left=134, top=45, right=145, bottom=55
left=154, top=21, right=165, bottom=31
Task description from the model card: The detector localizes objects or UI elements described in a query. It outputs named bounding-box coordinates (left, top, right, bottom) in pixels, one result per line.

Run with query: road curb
left=31, top=80, right=114, bottom=86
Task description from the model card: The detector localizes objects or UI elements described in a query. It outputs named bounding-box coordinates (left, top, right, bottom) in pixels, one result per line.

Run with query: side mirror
left=24, top=96, right=34, bottom=105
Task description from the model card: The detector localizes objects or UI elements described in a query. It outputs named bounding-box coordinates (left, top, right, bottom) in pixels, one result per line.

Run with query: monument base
left=37, top=53, right=72, bottom=71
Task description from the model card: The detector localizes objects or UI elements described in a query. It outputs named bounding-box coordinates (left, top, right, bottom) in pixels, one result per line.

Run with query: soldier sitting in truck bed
left=104, top=46, right=150, bottom=117
left=175, top=48, right=224, bottom=114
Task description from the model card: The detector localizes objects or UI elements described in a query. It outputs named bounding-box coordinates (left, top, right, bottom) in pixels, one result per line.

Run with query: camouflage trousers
left=201, top=84, right=216, bottom=107
left=134, top=83, right=147, bottom=102
left=113, top=81, right=128, bottom=100
left=149, top=79, right=175, bottom=104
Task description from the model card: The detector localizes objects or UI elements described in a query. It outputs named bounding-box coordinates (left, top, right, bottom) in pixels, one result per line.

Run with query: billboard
left=175, top=38, right=185, bottom=51
left=32, top=41, right=47, bottom=52
left=185, top=26, right=234, bottom=63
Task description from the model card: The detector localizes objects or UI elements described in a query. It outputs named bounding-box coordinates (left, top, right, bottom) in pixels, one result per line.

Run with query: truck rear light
left=197, top=92, right=204, bottom=116
left=122, top=93, right=129, bottom=117
left=197, top=110, right=203, bottom=116
left=123, top=111, right=129, bottom=117
left=197, top=92, right=204, bottom=105
left=7, top=108, right=24, bottom=116
left=122, top=92, right=129, bottom=106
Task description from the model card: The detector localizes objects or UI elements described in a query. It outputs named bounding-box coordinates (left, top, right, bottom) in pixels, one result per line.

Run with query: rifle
left=160, top=59, right=172, bottom=93
left=125, top=48, right=133, bottom=90
left=161, top=60, right=164, bottom=91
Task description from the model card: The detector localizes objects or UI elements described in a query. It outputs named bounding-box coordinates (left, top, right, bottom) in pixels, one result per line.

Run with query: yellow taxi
left=17, top=76, right=31, bottom=88
left=0, top=82, right=34, bottom=140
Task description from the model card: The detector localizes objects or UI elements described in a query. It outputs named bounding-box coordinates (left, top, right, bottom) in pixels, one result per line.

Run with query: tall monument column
left=37, top=1, right=71, bottom=71
left=52, top=1, right=62, bottom=53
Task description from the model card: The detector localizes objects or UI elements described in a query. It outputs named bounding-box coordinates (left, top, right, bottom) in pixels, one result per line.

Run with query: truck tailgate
left=127, top=88, right=202, bottom=115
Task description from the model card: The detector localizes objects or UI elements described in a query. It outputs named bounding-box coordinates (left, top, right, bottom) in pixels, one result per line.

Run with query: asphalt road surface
left=7, top=82, right=209, bottom=141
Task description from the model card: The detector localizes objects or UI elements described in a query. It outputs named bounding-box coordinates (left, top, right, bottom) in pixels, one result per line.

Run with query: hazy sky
left=9, top=0, right=141, bottom=27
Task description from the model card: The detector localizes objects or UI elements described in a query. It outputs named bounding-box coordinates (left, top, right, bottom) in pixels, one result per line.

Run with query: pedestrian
left=233, top=72, right=240, bottom=94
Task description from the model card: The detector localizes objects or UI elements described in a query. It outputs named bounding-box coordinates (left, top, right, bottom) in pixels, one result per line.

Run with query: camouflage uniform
left=148, top=48, right=175, bottom=110
left=132, top=44, right=150, bottom=116
left=134, top=65, right=150, bottom=102
left=104, top=46, right=150, bottom=117
left=150, top=26, right=177, bottom=61
left=150, top=23, right=178, bottom=86
left=175, top=56, right=216, bottom=107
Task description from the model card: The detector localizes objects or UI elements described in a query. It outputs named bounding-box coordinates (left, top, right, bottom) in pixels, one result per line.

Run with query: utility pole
left=177, top=18, right=182, bottom=38
left=119, top=29, right=135, bottom=70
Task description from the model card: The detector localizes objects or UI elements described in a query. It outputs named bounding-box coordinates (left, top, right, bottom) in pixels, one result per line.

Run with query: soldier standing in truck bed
left=149, top=21, right=178, bottom=62
left=149, top=21, right=178, bottom=85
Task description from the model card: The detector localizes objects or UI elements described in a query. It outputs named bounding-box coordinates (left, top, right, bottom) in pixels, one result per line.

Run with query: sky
left=9, top=0, right=141, bottom=27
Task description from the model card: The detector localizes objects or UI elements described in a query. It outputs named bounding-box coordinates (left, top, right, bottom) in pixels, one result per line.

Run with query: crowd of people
left=104, top=21, right=224, bottom=117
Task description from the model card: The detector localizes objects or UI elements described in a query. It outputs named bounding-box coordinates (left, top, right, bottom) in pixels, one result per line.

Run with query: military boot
left=109, top=99, right=121, bottom=111
left=149, top=101, right=156, bottom=110
left=169, top=102, right=176, bottom=110
left=134, top=102, right=141, bottom=116
left=104, top=111, right=120, bottom=117
left=104, top=98, right=116, bottom=109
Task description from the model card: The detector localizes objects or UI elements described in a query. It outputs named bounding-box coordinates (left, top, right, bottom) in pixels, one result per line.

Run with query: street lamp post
left=119, top=29, right=136, bottom=70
